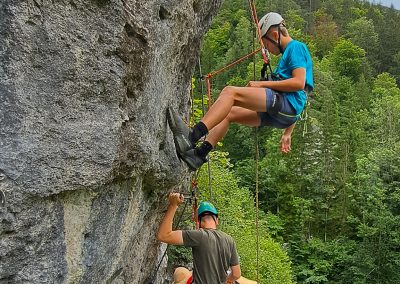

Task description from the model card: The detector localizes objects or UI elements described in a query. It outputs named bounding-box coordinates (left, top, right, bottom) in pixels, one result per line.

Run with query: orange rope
left=204, top=47, right=261, bottom=107
left=205, top=47, right=261, bottom=79
left=191, top=180, right=199, bottom=229
left=203, top=1, right=269, bottom=109
left=248, top=3, right=263, bottom=281
left=206, top=76, right=212, bottom=108
left=248, top=0, right=269, bottom=64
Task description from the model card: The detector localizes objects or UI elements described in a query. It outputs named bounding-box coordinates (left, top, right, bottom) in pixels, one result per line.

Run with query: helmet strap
left=277, top=26, right=284, bottom=54
left=265, top=25, right=285, bottom=54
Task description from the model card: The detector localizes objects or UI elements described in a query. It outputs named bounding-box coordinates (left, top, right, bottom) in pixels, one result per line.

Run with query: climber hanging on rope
left=167, top=12, right=314, bottom=171
left=156, top=193, right=241, bottom=284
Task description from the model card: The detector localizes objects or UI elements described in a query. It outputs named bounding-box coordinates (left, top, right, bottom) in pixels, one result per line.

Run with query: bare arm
left=226, top=265, right=241, bottom=283
left=248, top=66, right=303, bottom=154
left=280, top=122, right=296, bottom=153
left=248, top=68, right=306, bottom=92
left=156, top=193, right=184, bottom=245
left=284, top=121, right=296, bottom=136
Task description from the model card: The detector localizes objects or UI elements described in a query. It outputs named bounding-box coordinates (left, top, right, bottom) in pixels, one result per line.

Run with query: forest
left=169, top=0, right=400, bottom=283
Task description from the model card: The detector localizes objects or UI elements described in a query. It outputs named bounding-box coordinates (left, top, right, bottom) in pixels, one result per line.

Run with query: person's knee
left=221, top=86, right=236, bottom=98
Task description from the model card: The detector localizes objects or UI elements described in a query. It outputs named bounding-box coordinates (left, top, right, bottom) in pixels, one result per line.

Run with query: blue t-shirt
left=273, top=40, right=314, bottom=115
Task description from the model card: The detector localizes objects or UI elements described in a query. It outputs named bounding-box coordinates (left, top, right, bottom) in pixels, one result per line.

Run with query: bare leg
left=206, top=106, right=261, bottom=146
left=202, top=86, right=266, bottom=131
left=167, top=87, right=266, bottom=171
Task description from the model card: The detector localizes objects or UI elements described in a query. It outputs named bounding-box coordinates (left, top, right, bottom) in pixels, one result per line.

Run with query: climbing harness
left=193, top=1, right=268, bottom=281
left=202, top=1, right=275, bottom=107
left=247, top=0, right=273, bottom=82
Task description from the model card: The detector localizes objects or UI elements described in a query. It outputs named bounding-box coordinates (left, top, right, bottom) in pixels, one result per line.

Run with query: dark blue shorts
left=258, top=88, right=298, bottom=129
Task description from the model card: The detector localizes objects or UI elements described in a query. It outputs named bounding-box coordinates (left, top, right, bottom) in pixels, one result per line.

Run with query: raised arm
left=156, top=193, right=184, bottom=245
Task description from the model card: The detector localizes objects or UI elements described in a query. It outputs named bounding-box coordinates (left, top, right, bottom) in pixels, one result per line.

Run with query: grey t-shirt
left=182, top=229, right=239, bottom=284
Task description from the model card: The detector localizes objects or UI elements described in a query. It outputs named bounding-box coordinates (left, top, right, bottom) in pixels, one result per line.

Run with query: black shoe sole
left=177, top=150, right=207, bottom=172
left=177, top=152, right=197, bottom=171
left=167, top=107, right=194, bottom=155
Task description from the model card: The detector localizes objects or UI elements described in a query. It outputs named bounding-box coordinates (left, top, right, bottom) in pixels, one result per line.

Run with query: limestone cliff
left=0, top=0, right=222, bottom=283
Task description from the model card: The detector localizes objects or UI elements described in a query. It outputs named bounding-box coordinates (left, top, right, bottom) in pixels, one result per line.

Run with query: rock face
left=0, top=0, right=222, bottom=283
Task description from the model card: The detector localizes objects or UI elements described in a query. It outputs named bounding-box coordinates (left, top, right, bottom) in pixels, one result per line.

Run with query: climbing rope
left=247, top=0, right=268, bottom=65
left=255, top=127, right=260, bottom=284
left=204, top=47, right=261, bottom=107
left=197, top=59, right=213, bottom=202
left=247, top=1, right=263, bottom=281
left=191, top=179, right=200, bottom=229
left=152, top=0, right=271, bottom=280
left=204, top=48, right=262, bottom=80
left=203, top=0, right=273, bottom=105
left=194, top=2, right=265, bottom=281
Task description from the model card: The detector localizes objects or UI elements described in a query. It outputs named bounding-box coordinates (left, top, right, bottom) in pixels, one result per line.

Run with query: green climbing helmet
left=197, top=201, right=218, bottom=218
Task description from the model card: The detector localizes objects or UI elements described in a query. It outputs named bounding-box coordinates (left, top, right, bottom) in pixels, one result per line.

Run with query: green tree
left=201, top=21, right=231, bottom=74
left=195, top=2, right=400, bottom=283
left=197, top=151, right=294, bottom=283
left=325, top=39, right=366, bottom=81
left=312, top=8, right=339, bottom=58
left=345, top=17, right=379, bottom=69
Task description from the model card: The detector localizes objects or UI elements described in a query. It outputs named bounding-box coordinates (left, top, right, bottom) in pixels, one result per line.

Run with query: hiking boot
left=178, top=149, right=207, bottom=171
left=167, top=107, right=194, bottom=155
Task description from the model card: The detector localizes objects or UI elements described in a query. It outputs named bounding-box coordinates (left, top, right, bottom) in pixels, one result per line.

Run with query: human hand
left=168, top=192, right=184, bottom=206
left=246, top=81, right=260, bottom=87
left=280, top=133, right=292, bottom=153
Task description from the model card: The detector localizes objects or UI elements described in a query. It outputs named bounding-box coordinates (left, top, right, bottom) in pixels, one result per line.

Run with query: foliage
left=345, top=17, right=379, bottom=66
left=312, top=8, right=340, bottom=58
left=173, top=1, right=400, bottom=283
left=324, top=39, right=366, bottom=81
left=197, top=152, right=294, bottom=284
